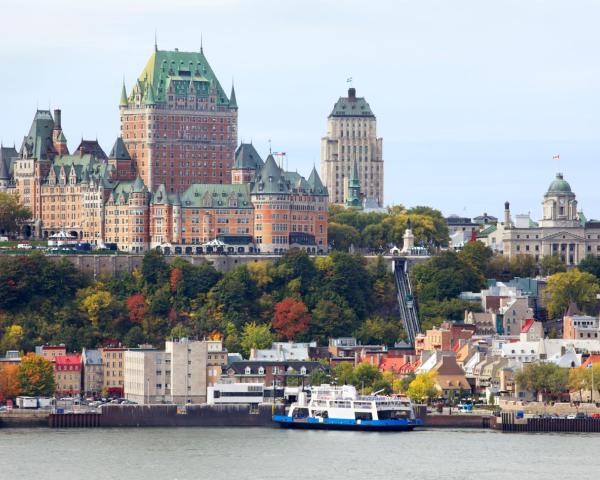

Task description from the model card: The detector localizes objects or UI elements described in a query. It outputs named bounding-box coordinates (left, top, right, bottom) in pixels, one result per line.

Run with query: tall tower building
left=320, top=87, right=383, bottom=206
left=120, top=46, right=238, bottom=193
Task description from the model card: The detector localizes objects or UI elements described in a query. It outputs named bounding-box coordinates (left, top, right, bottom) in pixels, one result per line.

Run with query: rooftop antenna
left=268, top=139, right=272, bottom=154
left=154, top=29, right=158, bottom=51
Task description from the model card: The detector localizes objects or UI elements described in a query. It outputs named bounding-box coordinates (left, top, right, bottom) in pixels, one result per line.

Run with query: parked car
left=17, top=243, right=33, bottom=249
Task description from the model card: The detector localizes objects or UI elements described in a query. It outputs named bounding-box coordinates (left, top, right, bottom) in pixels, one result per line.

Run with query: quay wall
left=500, top=412, right=600, bottom=433
left=0, top=410, right=49, bottom=428
left=424, top=414, right=493, bottom=429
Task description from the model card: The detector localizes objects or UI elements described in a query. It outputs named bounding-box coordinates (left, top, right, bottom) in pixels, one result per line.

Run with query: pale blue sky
left=2, top=0, right=600, bottom=219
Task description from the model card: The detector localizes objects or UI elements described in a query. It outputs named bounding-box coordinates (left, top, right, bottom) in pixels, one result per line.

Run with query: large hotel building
left=0, top=47, right=328, bottom=254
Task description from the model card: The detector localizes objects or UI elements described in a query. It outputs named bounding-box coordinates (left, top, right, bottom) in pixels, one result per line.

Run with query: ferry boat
left=273, top=384, right=423, bottom=431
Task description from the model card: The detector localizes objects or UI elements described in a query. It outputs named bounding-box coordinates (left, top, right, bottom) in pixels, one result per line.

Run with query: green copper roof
left=307, top=166, right=328, bottom=196
left=179, top=183, right=251, bottom=208
left=46, top=153, right=113, bottom=186
left=229, top=84, right=237, bottom=109
left=345, top=159, right=362, bottom=209
left=109, top=137, right=131, bottom=160
left=131, top=49, right=234, bottom=107
left=233, top=143, right=263, bottom=170
left=330, top=88, right=375, bottom=118
left=251, top=154, right=290, bottom=195
left=546, top=173, right=572, bottom=194
left=120, top=82, right=128, bottom=107
left=20, top=110, right=56, bottom=160
left=132, top=176, right=146, bottom=193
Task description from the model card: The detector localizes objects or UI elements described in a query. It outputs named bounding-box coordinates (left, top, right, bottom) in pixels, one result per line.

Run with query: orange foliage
left=170, top=268, right=183, bottom=293
left=273, top=298, right=311, bottom=341
left=0, top=364, right=21, bottom=402
left=126, top=294, right=147, bottom=324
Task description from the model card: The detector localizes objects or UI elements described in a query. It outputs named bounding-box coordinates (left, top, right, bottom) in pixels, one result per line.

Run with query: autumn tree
left=17, top=353, right=55, bottom=397
left=546, top=269, right=600, bottom=318
left=540, top=255, right=567, bottom=276
left=406, top=371, right=438, bottom=404
left=353, top=362, right=383, bottom=392
left=272, top=298, right=311, bottom=340
left=515, top=363, right=569, bottom=400
left=126, top=294, right=147, bottom=324
left=0, top=364, right=21, bottom=401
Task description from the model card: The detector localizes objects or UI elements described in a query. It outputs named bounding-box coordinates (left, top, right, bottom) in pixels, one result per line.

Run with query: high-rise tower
left=320, top=87, right=383, bottom=206
left=120, top=46, right=238, bottom=193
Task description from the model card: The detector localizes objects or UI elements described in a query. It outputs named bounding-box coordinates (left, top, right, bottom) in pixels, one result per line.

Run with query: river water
left=1, top=427, right=599, bottom=480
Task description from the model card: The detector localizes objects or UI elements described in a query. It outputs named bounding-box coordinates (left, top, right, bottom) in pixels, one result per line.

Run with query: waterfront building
left=82, top=348, right=103, bottom=398
left=35, top=344, right=66, bottom=363
left=120, top=46, right=238, bottom=193
left=165, top=338, right=225, bottom=404
left=225, top=360, right=325, bottom=387
left=101, top=346, right=126, bottom=396
left=124, top=347, right=169, bottom=404
left=320, top=87, right=383, bottom=206
left=54, top=354, right=82, bottom=397
left=503, top=173, right=600, bottom=266
left=207, top=382, right=264, bottom=405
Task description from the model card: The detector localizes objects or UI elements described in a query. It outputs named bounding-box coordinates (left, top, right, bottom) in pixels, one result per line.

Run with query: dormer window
left=258, top=367, right=264, bottom=375
left=244, top=367, right=251, bottom=375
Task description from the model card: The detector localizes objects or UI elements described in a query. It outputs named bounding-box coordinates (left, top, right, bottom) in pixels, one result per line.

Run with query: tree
left=514, top=363, right=569, bottom=400
left=126, top=294, right=147, bottom=324
left=353, top=362, right=383, bottom=392
left=399, top=371, right=416, bottom=393
left=355, top=316, right=401, bottom=346
left=568, top=367, right=588, bottom=402
left=240, top=322, right=275, bottom=358
left=79, top=287, right=119, bottom=330
left=0, top=324, right=24, bottom=354
left=412, top=251, right=484, bottom=303
left=141, top=250, right=169, bottom=287
left=333, top=362, right=355, bottom=386
left=458, top=241, right=494, bottom=274
left=0, top=364, right=21, bottom=401
left=170, top=323, right=191, bottom=339
left=540, top=255, right=567, bottom=276
left=308, top=368, right=329, bottom=386
left=578, top=255, right=600, bottom=280
left=328, top=222, right=361, bottom=251
left=17, top=353, right=55, bottom=397
left=309, top=295, right=358, bottom=344
left=546, top=270, right=600, bottom=318
left=0, top=193, right=31, bottom=236
left=123, top=326, right=145, bottom=347
left=273, top=298, right=311, bottom=340
left=406, top=371, right=438, bottom=404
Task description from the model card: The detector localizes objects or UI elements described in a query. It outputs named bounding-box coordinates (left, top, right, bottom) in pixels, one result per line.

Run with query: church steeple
left=345, top=159, right=362, bottom=209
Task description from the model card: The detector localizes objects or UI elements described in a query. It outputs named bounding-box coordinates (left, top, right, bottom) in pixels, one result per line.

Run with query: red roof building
left=54, top=354, right=82, bottom=397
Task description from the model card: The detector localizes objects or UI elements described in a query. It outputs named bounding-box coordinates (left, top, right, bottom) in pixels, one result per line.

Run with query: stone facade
left=320, top=88, right=383, bottom=206
left=503, top=173, right=600, bottom=265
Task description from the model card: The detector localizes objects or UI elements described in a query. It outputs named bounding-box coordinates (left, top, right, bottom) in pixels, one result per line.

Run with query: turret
left=504, top=201, right=511, bottom=229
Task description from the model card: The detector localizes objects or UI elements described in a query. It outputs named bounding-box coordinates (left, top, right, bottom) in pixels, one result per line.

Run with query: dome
left=547, top=173, right=572, bottom=194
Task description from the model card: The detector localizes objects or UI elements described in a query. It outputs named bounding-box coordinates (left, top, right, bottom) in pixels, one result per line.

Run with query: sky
left=2, top=0, right=600, bottom=220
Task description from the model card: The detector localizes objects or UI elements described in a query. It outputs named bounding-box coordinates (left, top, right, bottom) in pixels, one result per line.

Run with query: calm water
left=1, top=427, right=599, bottom=479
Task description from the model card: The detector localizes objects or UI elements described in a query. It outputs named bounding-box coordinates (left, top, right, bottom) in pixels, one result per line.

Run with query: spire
left=144, top=84, right=156, bottom=105
left=154, top=30, right=158, bottom=52
left=120, top=81, right=128, bottom=107
left=229, top=82, right=238, bottom=109
left=200, top=33, right=203, bottom=54
left=351, top=159, right=359, bottom=183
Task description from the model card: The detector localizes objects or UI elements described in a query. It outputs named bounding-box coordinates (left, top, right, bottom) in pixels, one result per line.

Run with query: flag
left=347, top=77, right=353, bottom=83
left=552, top=154, right=560, bottom=160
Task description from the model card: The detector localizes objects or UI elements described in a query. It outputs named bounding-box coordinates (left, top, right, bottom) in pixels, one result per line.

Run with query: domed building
left=502, top=173, right=600, bottom=266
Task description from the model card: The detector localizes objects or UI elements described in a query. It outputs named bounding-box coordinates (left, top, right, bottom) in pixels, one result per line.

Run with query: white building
left=207, top=382, right=264, bottom=405
left=124, top=348, right=169, bottom=404
left=250, top=342, right=315, bottom=362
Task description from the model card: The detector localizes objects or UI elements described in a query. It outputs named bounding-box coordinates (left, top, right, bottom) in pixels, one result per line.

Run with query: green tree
left=0, top=324, right=24, bottom=354
left=546, top=269, right=600, bottom=318
left=578, top=255, right=600, bottom=280
left=540, top=255, right=567, bottom=276
left=309, top=294, right=358, bottom=344
left=17, top=353, right=55, bottom=397
left=123, top=326, right=145, bottom=347
left=355, top=316, right=401, bottom=346
left=333, top=362, right=355, bottom=386
left=141, top=250, right=170, bottom=287
left=353, top=362, right=383, bottom=392
left=0, top=193, right=31, bottom=236
left=458, top=241, right=494, bottom=274
left=240, top=322, right=275, bottom=358
left=308, top=368, right=329, bottom=386
left=399, top=371, right=416, bottom=393
left=514, top=363, right=569, bottom=400
left=328, top=222, right=361, bottom=251
left=170, top=323, right=191, bottom=339
left=406, top=371, right=438, bottom=404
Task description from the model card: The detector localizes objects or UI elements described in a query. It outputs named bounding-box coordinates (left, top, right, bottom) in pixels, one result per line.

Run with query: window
left=258, top=367, right=265, bottom=375
left=245, top=367, right=251, bottom=375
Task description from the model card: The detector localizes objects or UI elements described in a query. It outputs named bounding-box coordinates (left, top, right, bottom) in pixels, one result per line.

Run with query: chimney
left=53, top=109, right=62, bottom=130
left=504, top=201, right=511, bottom=229
left=348, top=87, right=356, bottom=100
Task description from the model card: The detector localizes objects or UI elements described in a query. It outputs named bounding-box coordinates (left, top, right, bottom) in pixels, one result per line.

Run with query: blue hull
left=273, top=415, right=423, bottom=432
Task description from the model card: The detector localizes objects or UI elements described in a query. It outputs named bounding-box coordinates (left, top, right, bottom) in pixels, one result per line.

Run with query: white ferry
left=273, top=384, right=423, bottom=431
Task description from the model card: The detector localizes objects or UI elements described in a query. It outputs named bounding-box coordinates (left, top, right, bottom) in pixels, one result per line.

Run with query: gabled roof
left=74, top=140, right=107, bottom=160
left=0, top=146, right=17, bottom=180
left=20, top=110, right=57, bottom=160
left=132, top=48, right=233, bottom=107
left=520, top=319, right=536, bottom=334
left=251, top=154, right=290, bottom=195
left=233, top=143, right=263, bottom=170
left=109, top=137, right=131, bottom=160
left=307, top=166, right=328, bottom=196
left=178, top=183, right=251, bottom=208
left=55, top=354, right=82, bottom=367
left=565, top=302, right=581, bottom=317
